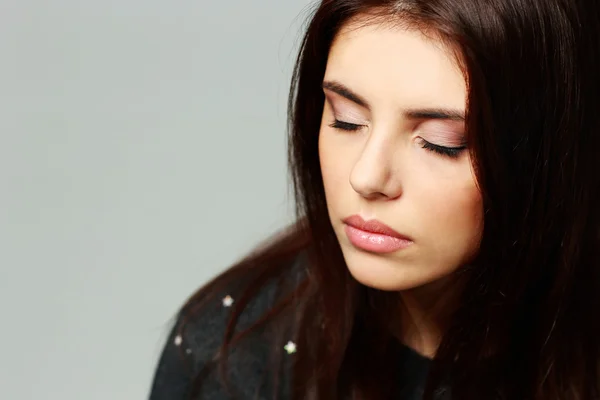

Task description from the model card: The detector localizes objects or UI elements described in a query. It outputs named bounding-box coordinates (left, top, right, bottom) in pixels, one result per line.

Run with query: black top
left=148, top=258, right=435, bottom=400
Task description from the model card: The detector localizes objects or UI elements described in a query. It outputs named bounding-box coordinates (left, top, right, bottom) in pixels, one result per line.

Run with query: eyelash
left=330, top=119, right=363, bottom=132
left=419, top=140, right=466, bottom=159
left=329, top=119, right=467, bottom=159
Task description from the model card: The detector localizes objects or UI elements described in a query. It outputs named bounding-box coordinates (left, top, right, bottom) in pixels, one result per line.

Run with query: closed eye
left=329, top=119, right=363, bottom=132
left=420, top=139, right=466, bottom=159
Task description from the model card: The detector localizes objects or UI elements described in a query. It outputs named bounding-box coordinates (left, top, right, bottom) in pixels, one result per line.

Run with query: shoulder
left=149, top=250, right=308, bottom=400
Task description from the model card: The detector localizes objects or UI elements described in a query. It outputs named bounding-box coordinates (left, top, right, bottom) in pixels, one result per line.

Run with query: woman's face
left=319, top=19, right=483, bottom=291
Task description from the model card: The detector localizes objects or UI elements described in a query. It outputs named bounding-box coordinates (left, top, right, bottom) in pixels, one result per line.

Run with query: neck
left=395, top=274, right=465, bottom=359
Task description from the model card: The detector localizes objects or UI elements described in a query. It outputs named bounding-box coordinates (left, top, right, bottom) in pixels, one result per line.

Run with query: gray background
left=0, top=1, right=313, bottom=398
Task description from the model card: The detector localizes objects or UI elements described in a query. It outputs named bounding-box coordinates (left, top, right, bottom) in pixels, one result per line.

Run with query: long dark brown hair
left=178, top=0, right=600, bottom=398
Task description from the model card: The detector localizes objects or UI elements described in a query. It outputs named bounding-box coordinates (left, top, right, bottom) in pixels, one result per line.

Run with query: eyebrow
left=404, top=108, right=465, bottom=121
left=322, top=80, right=369, bottom=108
left=322, top=80, right=465, bottom=122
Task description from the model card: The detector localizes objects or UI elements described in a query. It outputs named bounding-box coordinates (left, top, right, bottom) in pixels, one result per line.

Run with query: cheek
left=319, top=131, right=353, bottom=203
left=412, top=166, right=483, bottom=249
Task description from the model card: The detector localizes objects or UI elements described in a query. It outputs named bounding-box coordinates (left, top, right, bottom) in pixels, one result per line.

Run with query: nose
left=349, top=132, right=403, bottom=200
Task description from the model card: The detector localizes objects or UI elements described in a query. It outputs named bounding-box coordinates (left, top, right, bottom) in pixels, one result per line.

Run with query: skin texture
left=319, top=18, right=483, bottom=356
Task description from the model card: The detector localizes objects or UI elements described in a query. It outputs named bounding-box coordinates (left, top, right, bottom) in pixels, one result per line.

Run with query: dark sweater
left=148, top=259, right=434, bottom=399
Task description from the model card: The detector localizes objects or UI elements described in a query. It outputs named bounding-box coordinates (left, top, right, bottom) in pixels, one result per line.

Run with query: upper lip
left=343, top=215, right=411, bottom=240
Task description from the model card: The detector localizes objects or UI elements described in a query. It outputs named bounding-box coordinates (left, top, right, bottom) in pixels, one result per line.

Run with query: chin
left=342, top=248, right=433, bottom=292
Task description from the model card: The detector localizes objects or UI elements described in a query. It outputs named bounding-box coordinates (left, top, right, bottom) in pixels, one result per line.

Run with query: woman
left=149, top=0, right=600, bottom=398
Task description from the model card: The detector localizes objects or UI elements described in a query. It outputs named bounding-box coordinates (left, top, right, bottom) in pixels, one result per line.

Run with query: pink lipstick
left=342, top=215, right=413, bottom=253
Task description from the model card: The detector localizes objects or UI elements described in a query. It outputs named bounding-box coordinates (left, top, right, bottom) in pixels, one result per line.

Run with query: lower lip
left=344, top=224, right=413, bottom=253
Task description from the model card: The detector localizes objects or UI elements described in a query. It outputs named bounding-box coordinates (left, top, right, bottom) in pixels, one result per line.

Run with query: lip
left=342, top=215, right=413, bottom=253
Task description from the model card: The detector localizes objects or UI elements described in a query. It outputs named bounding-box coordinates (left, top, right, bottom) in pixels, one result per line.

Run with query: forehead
left=325, top=17, right=467, bottom=111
